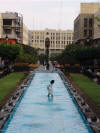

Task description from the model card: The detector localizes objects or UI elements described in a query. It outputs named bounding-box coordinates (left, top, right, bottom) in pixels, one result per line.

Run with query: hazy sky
left=0, top=0, right=99, bottom=30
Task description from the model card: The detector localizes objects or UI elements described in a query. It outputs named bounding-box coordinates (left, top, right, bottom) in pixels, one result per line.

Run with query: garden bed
left=69, top=73, right=100, bottom=118
left=0, top=72, right=27, bottom=108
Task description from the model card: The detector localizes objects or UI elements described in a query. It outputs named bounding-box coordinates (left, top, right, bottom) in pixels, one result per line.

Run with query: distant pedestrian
left=47, top=80, right=55, bottom=97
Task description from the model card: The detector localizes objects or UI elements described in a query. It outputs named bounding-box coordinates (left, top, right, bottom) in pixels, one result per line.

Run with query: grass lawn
left=70, top=73, right=100, bottom=106
left=0, top=72, right=26, bottom=106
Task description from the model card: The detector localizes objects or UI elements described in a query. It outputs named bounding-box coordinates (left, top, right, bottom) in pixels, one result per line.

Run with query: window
left=46, top=32, right=49, bottom=35
left=37, top=36, right=39, bottom=39
left=84, top=18, right=88, bottom=27
left=89, top=18, right=93, bottom=27
left=89, top=30, right=92, bottom=37
left=3, top=19, right=12, bottom=25
left=58, top=37, right=60, bottom=40
left=3, top=29, right=12, bottom=34
left=84, top=30, right=87, bottom=37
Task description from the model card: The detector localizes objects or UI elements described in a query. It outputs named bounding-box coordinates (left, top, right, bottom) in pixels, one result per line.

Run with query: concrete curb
left=58, top=69, right=100, bottom=133
left=0, top=71, right=35, bottom=132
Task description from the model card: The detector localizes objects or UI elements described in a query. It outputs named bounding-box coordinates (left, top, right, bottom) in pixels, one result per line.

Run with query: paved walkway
left=35, top=62, right=57, bottom=73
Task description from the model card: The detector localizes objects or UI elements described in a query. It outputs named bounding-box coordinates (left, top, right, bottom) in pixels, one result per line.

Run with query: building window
left=84, top=30, right=87, bottom=37
left=37, top=36, right=39, bottom=39
left=3, top=19, right=12, bottom=25
left=89, top=18, right=93, bottom=27
left=89, top=30, right=92, bottom=37
left=84, top=18, right=88, bottom=27
left=3, top=29, right=12, bottom=34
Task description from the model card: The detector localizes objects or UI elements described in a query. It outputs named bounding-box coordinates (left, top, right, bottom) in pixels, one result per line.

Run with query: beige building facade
left=23, top=24, right=29, bottom=45
left=0, top=12, right=30, bottom=45
left=32, top=29, right=73, bottom=54
left=81, top=3, right=100, bottom=14
left=94, top=9, right=100, bottom=45
left=74, top=3, right=100, bottom=45
left=0, top=13, right=3, bottom=38
left=28, top=30, right=33, bottom=46
left=1, top=12, right=23, bottom=44
left=74, top=14, right=94, bottom=44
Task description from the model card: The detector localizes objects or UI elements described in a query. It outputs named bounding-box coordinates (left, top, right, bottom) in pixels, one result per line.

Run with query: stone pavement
left=35, top=62, right=58, bottom=73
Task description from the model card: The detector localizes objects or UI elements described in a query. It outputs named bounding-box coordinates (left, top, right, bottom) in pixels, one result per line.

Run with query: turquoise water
left=2, top=73, right=92, bottom=133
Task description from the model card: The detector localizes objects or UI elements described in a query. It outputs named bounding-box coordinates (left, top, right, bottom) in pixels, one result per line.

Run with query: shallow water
left=2, top=73, right=92, bottom=133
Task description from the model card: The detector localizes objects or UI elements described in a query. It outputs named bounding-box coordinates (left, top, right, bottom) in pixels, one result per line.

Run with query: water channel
left=2, top=73, right=93, bottom=133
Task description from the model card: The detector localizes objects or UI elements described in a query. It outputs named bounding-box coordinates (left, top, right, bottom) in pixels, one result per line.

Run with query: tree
left=0, top=43, right=20, bottom=62
left=50, top=53, right=59, bottom=61
left=56, top=44, right=100, bottom=67
left=15, top=44, right=38, bottom=64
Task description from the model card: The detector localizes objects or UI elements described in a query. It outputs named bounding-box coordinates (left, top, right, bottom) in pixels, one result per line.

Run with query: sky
left=0, top=0, right=99, bottom=30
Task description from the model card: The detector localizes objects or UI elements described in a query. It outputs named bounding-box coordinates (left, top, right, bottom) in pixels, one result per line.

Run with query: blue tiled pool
left=2, top=73, right=93, bottom=133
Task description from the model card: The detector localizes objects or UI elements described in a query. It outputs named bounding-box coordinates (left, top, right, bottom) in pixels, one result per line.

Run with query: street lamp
left=85, top=36, right=93, bottom=46
left=86, top=37, right=90, bottom=45
left=5, top=34, right=8, bottom=44
left=45, top=37, right=50, bottom=70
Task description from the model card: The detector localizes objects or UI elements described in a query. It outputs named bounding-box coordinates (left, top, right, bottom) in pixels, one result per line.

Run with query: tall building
left=23, top=24, right=29, bottom=45
left=94, top=9, right=100, bottom=45
left=74, top=3, right=100, bottom=45
left=0, top=13, right=3, bottom=38
left=28, top=30, right=33, bottom=46
left=80, top=3, right=100, bottom=14
left=32, top=29, right=73, bottom=54
left=0, top=12, right=30, bottom=45
left=0, top=12, right=23, bottom=44
left=74, top=14, right=94, bottom=44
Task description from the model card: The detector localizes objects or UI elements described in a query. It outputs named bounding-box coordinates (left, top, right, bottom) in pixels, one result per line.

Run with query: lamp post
left=85, top=36, right=93, bottom=46
left=45, top=38, right=50, bottom=70
left=86, top=37, right=90, bottom=45
left=5, top=34, right=8, bottom=44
